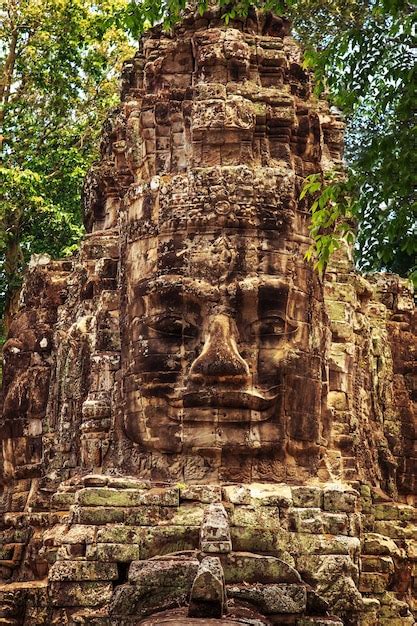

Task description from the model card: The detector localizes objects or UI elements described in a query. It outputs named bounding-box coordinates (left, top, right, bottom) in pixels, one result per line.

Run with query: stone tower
left=1, top=7, right=416, bottom=625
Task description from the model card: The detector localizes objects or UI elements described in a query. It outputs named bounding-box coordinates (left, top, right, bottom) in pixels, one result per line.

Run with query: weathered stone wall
left=0, top=6, right=416, bottom=625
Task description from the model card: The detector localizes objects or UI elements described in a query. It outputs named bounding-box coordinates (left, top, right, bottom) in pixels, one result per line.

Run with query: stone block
left=291, top=486, right=322, bottom=508
left=110, top=556, right=199, bottom=617
left=179, top=484, right=222, bottom=503
left=90, top=543, right=140, bottom=562
left=374, top=503, right=401, bottom=520
left=50, top=492, right=76, bottom=509
left=230, top=505, right=280, bottom=530
left=222, top=552, right=301, bottom=584
left=327, top=391, right=349, bottom=411
left=247, top=484, right=292, bottom=508
left=326, top=300, right=348, bottom=322
left=128, top=554, right=199, bottom=585
left=397, top=505, right=417, bottom=522
left=108, top=477, right=151, bottom=490
left=295, top=617, right=343, bottom=626
left=230, top=526, right=294, bottom=563
left=322, top=512, right=349, bottom=535
left=227, top=583, right=306, bottom=614
left=290, top=533, right=360, bottom=557
left=374, top=521, right=417, bottom=540
left=76, top=487, right=179, bottom=507
left=323, top=485, right=358, bottom=512
left=123, top=506, right=175, bottom=526
left=48, top=581, right=113, bottom=607
left=362, top=533, right=402, bottom=557
left=74, top=506, right=125, bottom=525
left=96, top=525, right=143, bottom=544
left=188, top=556, right=225, bottom=618
left=43, top=524, right=96, bottom=546
left=139, top=526, right=200, bottom=558
left=222, top=485, right=252, bottom=504
left=361, top=555, right=395, bottom=574
left=378, top=615, right=415, bottom=626
left=405, top=539, right=417, bottom=559
left=359, top=573, right=390, bottom=594
left=296, top=554, right=358, bottom=585
left=379, top=591, right=413, bottom=618
left=289, top=508, right=324, bottom=534
left=48, top=560, right=118, bottom=582
left=125, top=503, right=205, bottom=527
left=200, top=504, right=232, bottom=554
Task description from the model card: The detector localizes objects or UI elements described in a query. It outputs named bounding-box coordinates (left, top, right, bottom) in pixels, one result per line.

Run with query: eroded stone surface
left=0, top=4, right=416, bottom=625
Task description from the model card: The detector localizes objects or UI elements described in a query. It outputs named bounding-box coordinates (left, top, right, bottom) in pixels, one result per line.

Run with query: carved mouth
left=181, top=390, right=276, bottom=410
left=165, top=387, right=281, bottom=412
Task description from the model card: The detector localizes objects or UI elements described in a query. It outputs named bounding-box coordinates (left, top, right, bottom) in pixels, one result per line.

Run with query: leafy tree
left=1, top=0, right=134, bottom=332
left=298, top=0, right=416, bottom=280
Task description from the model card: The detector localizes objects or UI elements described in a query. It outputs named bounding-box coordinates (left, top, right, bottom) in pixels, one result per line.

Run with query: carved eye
left=249, top=316, right=296, bottom=338
left=146, top=316, right=198, bottom=339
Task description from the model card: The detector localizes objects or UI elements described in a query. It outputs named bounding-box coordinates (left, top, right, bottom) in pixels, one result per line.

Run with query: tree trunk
left=3, top=228, right=23, bottom=338
left=1, top=28, right=18, bottom=152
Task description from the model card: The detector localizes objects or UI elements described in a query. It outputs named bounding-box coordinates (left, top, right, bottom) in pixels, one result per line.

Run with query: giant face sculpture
left=118, top=21, right=333, bottom=477
left=122, top=166, right=328, bottom=469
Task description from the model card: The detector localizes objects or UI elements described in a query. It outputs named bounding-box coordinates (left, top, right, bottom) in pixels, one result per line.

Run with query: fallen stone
left=227, top=583, right=306, bottom=614
left=188, top=556, right=225, bottom=618
left=110, top=556, right=199, bottom=617
left=222, top=552, right=301, bottom=584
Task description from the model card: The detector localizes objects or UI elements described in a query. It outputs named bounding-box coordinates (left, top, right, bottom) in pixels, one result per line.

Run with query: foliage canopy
left=1, top=0, right=134, bottom=328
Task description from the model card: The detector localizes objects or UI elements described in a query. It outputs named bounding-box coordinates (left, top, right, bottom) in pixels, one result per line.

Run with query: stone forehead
left=125, top=167, right=297, bottom=240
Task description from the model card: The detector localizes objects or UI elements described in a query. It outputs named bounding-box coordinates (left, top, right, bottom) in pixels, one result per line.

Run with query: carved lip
left=166, top=387, right=281, bottom=412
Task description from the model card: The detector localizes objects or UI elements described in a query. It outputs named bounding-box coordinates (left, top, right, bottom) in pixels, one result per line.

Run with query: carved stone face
left=123, top=169, right=327, bottom=459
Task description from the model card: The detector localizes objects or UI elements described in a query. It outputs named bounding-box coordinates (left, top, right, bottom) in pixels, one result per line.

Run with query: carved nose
left=189, top=314, right=250, bottom=384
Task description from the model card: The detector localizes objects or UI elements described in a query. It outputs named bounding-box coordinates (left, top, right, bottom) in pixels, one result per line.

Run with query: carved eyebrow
left=236, top=277, right=289, bottom=293
left=135, top=275, right=220, bottom=300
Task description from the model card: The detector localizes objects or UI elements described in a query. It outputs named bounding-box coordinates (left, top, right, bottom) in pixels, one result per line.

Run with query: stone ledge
left=76, top=487, right=179, bottom=507
left=49, top=560, right=118, bottom=582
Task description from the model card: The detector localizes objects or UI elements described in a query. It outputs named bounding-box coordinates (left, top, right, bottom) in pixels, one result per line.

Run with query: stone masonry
left=0, top=6, right=416, bottom=625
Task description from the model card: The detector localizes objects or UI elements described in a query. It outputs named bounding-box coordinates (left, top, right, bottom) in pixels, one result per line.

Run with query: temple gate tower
left=1, top=7, right=416, bottom=625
